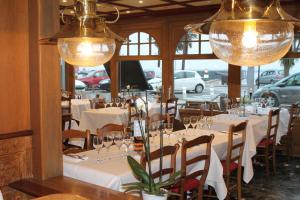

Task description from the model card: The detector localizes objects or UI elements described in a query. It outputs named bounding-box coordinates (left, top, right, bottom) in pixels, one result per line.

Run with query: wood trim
left=0, top=130, right=33, bottom=140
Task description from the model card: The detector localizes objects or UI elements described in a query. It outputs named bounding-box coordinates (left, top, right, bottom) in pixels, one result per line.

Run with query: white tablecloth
left=64, top=130, right=228, bottom=199
left=79, top=107, right=128, bottom=134
left=62, top=99, right=91, bottom=121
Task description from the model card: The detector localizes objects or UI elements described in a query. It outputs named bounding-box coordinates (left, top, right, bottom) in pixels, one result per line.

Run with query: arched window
left=175, top=33, right=212, bottom=55
left=120, top=32, right=159, bottom=56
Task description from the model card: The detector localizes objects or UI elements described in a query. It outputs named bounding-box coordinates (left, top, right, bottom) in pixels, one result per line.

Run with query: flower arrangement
left=122, top=90, right=180, bottom=198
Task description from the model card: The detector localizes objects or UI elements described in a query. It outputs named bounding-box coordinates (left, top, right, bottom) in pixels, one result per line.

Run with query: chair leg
left=237, top=167, right=242, bottom=200
left=272, top=146, right=276, bottom=175
left=197, top=188, right=203, bottom=200
left=265, top=149, right=270, bottom=176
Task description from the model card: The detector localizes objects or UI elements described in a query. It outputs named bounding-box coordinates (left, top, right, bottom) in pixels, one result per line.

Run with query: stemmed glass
left=123, top=133, right=134, bottom=157
left=206, top=117, right=214, bottom=129
left=197, top=115, right=203, bottom=129
left=149, top=123, right=158, bottom=146
left=93, top=136, right=103, bottom=163
left=114, top=132, right=123, bottom=151
left=183, top=117, right=191, bottom=135
left=190, top=116, right=198, bottom=129
left=164, top=122, right=173, bottom=145
left=103, top=134, right=114, bottom=153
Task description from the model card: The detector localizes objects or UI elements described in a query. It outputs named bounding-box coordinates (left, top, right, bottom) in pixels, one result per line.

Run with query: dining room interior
left=1, top=0, right=300, bottom=200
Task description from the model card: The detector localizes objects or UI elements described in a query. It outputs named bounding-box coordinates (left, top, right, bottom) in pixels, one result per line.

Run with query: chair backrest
left=266, top=109, right=280, bottom=145
left=224, top=121, right=248, bottom=176
left=106, top=103, right=111, bottom=108
left=180, top=135, right=214, bottom=197
left=203, top=109, right=228, bottom=116
left=165, top=97, right=178, bottom=119
left=179, top=108, right=203, bottom=121
left=148, top=113, right=169, bottom=124
left=61, top=96, right=72, bottom=113
left=291, top=116, right=300, bottom=146
left=288, top=104, right=300, bottom=134
left=97, top=124, right=125, bottom=137
left=141, top=144, right=179, bottom=180
left=62, top=129, right=91, bottom=151
left=94, top=101, right=105, bottom=109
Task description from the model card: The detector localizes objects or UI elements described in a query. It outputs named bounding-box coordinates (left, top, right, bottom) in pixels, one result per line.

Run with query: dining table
left=62, top=128, right=248, bottom=200
left=61, top=99, right=91, bottom=121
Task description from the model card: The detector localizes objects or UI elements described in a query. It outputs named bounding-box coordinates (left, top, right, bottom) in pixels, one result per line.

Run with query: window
left=120, top=32, right=159, bottom=56
left=174, top=72, right=184, bottom=79
left=175, top=33, right=212, bottom=55
left=292, top=32, right=300, bottom=52
left=242, top=57, right=300, bottom=107
left=185, top=72, right=195, bottom=78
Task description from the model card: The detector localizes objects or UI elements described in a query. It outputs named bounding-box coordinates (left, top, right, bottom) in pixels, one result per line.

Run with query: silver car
left=253, top=72, right=300, bottom=106
left=255, top=70, right=284, bottom=85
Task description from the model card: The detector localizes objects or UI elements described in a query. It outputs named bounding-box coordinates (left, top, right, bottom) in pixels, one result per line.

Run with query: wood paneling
left=28, top=0, right=63, bottom=180
left=0, top=136, right=32, bottom=187
left=228, top=65, right=241, bottom=99
left=0, top=0, right=30, bottom=133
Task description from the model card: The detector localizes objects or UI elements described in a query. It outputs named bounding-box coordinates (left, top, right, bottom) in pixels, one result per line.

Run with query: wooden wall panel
left=0, top=0, right=30, bottom=133
left=0, top=136, right=32, bottom=187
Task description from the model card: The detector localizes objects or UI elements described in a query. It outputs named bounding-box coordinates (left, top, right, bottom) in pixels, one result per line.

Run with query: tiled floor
left=241, top=156, right=300, bottom=200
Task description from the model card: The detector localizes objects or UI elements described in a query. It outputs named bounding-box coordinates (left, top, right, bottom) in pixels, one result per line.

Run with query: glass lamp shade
left=209, top=20, right=294, bottom=66
left=57, top=37, right=116, bottom=66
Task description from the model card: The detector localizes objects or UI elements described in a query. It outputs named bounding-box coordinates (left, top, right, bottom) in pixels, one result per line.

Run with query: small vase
left=142, top=192, right=167, bottom=200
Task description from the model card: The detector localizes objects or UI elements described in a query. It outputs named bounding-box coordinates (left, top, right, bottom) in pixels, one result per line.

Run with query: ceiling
left=59, top=0, right=221, bottom=18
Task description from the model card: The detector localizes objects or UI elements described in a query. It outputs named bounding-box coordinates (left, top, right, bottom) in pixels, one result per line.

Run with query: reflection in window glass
left=74, top=65, right=111, bottom=101
left=176, top=33, right=212, bottom=55
left=119, top=60, right=162, bottom=95
left=173, top=59, right=228, bottom=105
left=242, top=58, right=300, bottom=107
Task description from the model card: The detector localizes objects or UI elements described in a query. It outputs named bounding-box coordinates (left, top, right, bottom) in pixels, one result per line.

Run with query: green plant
left=122, top=91, right=180, bottom=196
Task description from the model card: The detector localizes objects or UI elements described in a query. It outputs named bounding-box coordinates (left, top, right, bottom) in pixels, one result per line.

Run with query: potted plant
left=122, top=90, right=180, bottom=200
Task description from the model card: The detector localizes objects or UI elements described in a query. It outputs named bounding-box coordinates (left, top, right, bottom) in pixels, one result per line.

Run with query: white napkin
left=0, top=190, right=4, bottom=200
left=63, top=154, right=88, bottom=163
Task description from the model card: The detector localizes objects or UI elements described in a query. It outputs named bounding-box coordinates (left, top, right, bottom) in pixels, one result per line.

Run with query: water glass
left=123, top=134, right=134, bottom=156
left=103, top=134, right=114, bottom=153
left=206, top=117, right=214, bottom=129
left=182, top=117, right=191, bottom=134
left=164, top=123, right=173, bottom=144
left=190, top=116, right=198, bottom=129
left=93, top=136, right=103, bottom=163
left=114, top=132, right=123, bottom=151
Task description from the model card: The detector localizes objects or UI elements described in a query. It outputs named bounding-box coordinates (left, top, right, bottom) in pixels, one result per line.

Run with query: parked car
left=255, top=70, right=284, bottom=85
left=253, top=72, right=300, bottom=106
left=148, top=70, right=206, bottom=93
left=98, top=71, right=156, bottom=92
left=78, top=70, right=109, bottom=88
left=75, top=80, right=87, bottom=90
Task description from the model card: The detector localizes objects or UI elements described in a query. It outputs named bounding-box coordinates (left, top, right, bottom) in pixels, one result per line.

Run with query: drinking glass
left=190, top=116, right=198, bottom=129
left=164, top=123, right=173, bottom=144
left=103, top=134, right=114, bottom=153
left=93, top=136, right=103, bottom=163
left=114, top=132, right=123, bottom=151
left=183, top=117, right=191, bottom=135
left=206, top=117, right=214, bottom=129
left=123, top=134, right=134, bottom=156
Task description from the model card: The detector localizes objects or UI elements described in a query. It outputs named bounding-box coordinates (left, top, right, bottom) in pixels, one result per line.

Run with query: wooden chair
left=97, top=124, right=125, bottom=137
left=171, top=135, right=214, bottom=200
left=277, top=104, right=299, bottom=160
left=203, top=110, right=228, bottom=116
left=61, top=96, right=72, bottom=130
left=179, top=108, right=203, bottom=121
left=62, top=129, right=91, bottom=154
left=140, top=144, right=179, bottom=180
left=165, top=97, right=178, bottom=120
left=185, top=101, right=204, bottom=109
left=256, top=109, right=280, bottom=176
left=94, top=100, right=106, bottom=109
left=222, top=121, right=248, bottom=200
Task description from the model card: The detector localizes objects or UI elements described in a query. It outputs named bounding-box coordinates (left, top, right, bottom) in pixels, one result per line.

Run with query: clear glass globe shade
left=57, top=37, right=116, bottom=66
left=209, top=21, right=294, bottom=66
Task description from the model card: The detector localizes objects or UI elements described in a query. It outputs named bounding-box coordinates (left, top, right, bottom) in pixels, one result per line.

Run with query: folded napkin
left=63, top=154, right=88, bottom=163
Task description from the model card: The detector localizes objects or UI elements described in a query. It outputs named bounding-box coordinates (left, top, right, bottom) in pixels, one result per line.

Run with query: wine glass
left=190, top=116, right=198, bottom=129
left=93, top=136, right=103, bottom=163
left=114, top=132, right=123, bottom=151
left=149, top=123, right=158, bottom=146
left=123, top=133, right=134, bottom=157
left=103, top=134, right=114, bottom=153
left=206, top=117, right=214, bottom=129
left=182, top=117, right=191, bottom=135
left=164, top=122, right=173, bottom=145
